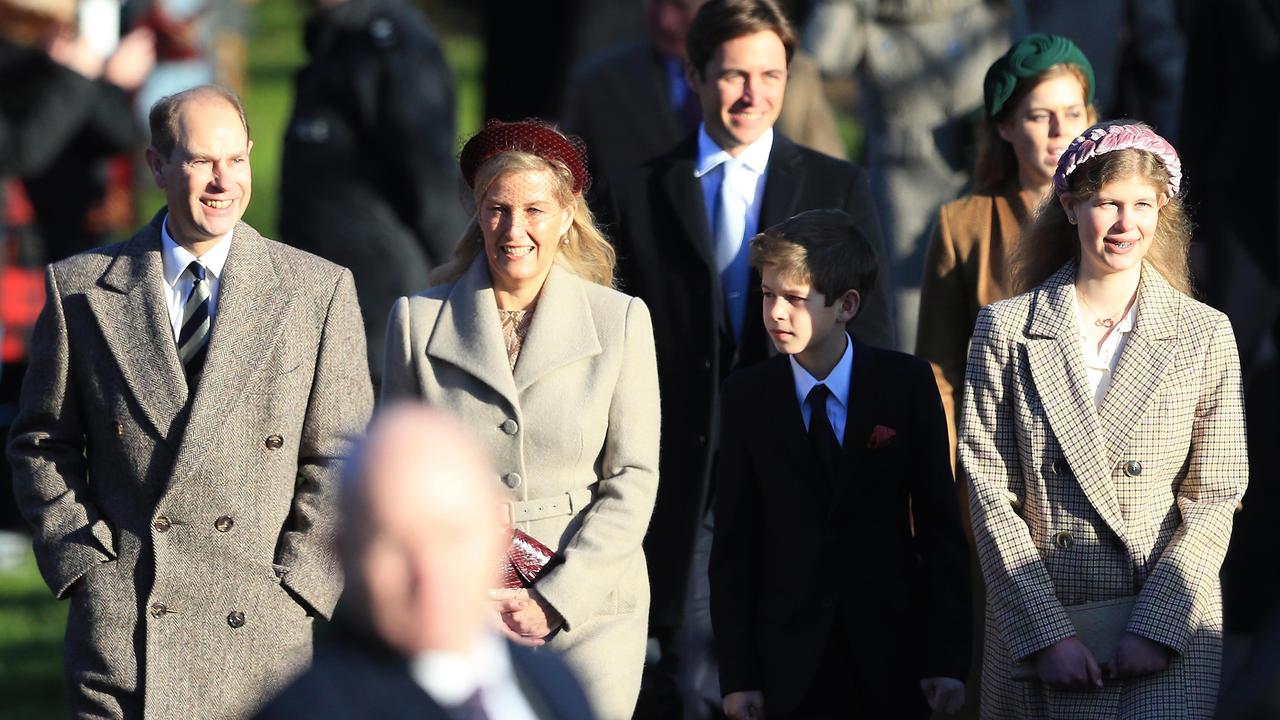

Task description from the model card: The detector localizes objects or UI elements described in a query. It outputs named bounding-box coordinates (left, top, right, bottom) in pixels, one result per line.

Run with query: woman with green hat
left=916, top=34, right=1097, bottom=466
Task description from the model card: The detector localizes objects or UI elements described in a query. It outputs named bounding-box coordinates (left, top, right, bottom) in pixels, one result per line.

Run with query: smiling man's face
left=689, top=29, right=788, bottom=156
left=147, top=94, right=252, bottom=252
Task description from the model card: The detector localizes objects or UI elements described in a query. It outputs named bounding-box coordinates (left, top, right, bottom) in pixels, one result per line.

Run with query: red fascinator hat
left=459, top=119, right=591, bottom=195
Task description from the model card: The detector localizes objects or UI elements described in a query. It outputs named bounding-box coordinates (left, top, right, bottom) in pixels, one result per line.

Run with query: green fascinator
left=983, top=34, right=1096, bottom=118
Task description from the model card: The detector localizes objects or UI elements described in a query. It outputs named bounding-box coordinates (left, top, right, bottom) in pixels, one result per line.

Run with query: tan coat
left=6, top=215, right=373, bottom=719
left=382, top=258, right=660, bottom=720
left=958, top=263, right=1248, bottom=719
left=916, top=183, right=1030, bottom=457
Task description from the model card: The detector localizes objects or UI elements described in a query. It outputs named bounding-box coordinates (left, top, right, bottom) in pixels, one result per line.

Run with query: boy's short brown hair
left=685, top=0, right=797, bottom=78
left=749, top=209, right=880, bottom=308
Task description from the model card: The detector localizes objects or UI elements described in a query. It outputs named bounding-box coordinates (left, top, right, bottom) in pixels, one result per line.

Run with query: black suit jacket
left=257, top=628, right=596, bottom=720
left=607, top=132, right=897, bottom=629
left=709, top=342, right=970, bottom=717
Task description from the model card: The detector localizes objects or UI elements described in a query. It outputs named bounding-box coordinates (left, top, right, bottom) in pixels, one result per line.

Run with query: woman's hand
left=1107, top=632, right=1171, bottom=679
left=1035, top=636, right=1103, bottom=689
left=489, top=587, right=563, bottom=647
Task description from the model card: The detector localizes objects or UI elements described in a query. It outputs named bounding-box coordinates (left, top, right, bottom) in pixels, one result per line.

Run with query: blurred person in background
left=916, top=33, right=1095, bottom=465
left=259, top=404, right=596, bottom=720
left=0, top=0, right=153, bottom=565
left=280, top=0, right=464, bottom=392
left=382, top=119, right=661, bottom=720
left=803, top=0, right=1010, bottom=351
left=1178, top=0, right=1280, bottom=691
left=1010, top=0, right=1184, bottom=145
left=563, top=0, right=845, bottom=197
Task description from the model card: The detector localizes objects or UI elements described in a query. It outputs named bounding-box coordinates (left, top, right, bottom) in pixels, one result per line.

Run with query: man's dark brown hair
left=685, top=0, right=797, bottom=77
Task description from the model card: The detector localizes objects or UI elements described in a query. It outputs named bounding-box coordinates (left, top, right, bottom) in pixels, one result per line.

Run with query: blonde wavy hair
left=432, top=151, right=616, bottom=288
left=1010, top=146, right=1193, bottom=296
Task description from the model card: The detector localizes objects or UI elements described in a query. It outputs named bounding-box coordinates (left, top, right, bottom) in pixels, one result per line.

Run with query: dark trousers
left=781, top=618, right=930, bottom=720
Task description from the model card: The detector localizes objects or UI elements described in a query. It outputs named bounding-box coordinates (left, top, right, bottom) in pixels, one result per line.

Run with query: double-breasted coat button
left=1124, top=460, right=1143, bottom=477
left=265, top=434, right=284, bottom=450
left=113, top=422, right=124, bottom=437
left=149, top=602, right=169, bottom=618
left=504, top=473, right=522, bottom=489
left=1054, top=531, right=1074, bottom=549
left=227, top=611, right=246, bottom=628
left=1052, top=459, right=1069, bottom=477
left=500, top=419, right=519, bottom=435
left=153, top=516, right=172, bottom=533
left=214, top=516, right=234, bottom=533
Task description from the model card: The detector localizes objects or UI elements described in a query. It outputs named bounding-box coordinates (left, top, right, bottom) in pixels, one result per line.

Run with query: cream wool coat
left=959, top=263, right=1247, bottom=719
left=382, top=258, right=660, bottom=720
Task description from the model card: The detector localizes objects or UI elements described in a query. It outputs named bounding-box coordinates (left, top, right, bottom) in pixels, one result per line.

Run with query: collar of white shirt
left=409, top=632, right=518, bottom=708
left=789, top=332, right=854, bottom=414
left=694, top=124, right=773, bottom=178
left=160, top=214, right=233, bottom=289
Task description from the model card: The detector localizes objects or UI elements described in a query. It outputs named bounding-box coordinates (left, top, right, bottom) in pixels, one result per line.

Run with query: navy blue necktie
left=177, top=261, right=210, bottom=383
left=807, top=384, right=843, bottom=493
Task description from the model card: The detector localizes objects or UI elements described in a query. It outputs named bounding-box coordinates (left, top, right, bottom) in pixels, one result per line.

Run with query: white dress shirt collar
left=160, top=214, right=233, bottom=289
left=694, top=124, right=774, bottom=178
left=408, top=633, right=538, bottom=720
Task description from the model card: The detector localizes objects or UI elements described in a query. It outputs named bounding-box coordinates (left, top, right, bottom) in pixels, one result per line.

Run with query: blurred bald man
left=259, top=404, right=596, bottom=720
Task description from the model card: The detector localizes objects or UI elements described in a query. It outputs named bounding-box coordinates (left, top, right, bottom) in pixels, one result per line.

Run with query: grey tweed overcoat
left=7, top=213, right=373, bottom=719
left=382, top=257, right=660, bottom=720
left=959, top=263, right=1247, bottom=719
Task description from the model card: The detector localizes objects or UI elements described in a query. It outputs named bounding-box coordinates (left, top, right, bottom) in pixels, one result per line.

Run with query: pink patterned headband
left=1053, top=123, right=1182, bottom=199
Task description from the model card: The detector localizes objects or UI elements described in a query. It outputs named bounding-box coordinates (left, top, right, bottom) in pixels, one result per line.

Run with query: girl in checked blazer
left=381, top=120, right=660, bottom=720
left=959, top=121, right=1247, bottom=719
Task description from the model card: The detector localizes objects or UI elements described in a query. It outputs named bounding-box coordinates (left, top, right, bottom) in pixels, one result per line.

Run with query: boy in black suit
left=709, top=209, right=970, bottom=719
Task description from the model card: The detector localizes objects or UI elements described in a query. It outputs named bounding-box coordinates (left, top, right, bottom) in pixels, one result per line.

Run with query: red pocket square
left=867, top=425, right=897, bottom=449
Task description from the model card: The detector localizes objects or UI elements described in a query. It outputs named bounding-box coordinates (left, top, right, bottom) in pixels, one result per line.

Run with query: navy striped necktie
left=177, top=261, right=211, bottom=382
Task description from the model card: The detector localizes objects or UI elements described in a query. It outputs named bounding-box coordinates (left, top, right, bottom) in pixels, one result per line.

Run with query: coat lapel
left=170, top=222, right=293, bottom=483
left=512, top=265, right=602, bottom=391
left=88, top=213, right=188, bottom=445
left=426, top=257, right=521, bottom=412
left=1024, top=264, right=1130, bottom=546
left=839, top=339, right=878, bottom=482
left=660, top=137, right=716, bottom=273
left=1096, top=265, right=1181, bottom=471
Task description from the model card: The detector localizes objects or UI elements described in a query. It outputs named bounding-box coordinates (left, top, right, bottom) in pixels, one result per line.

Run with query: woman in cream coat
left=960, top=122, right=1247, bottom=718
left=382, top=120, right=659, bottom=720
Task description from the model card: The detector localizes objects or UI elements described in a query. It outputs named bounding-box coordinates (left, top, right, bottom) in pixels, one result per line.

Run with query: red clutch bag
left=500, top=528, right=555, bottom=589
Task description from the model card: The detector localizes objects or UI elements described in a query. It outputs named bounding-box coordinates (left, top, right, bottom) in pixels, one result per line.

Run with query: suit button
left=265, top=434, right=284, bottom=450
left=697, top=435, right=707, bottom=445
left=153, top=516, right=172, bottom=533
left=1124, top=460, right=1143, bottom=477
left=227, top=611, right=246, bottom=628
left=214, top=516, right=234, bottom=533
left=1054, top=531, right=1074, bottom=549
left=500, top=419, right=519, bottom=435
left=149, top=602, right=169, bottom=618
left=821, top=597, right=835, bottom=610
left=504, top=473, right=522, bottom=489
left=114, top=422, right=124, bottom=437
left=703, top=359, right=712, bottom=370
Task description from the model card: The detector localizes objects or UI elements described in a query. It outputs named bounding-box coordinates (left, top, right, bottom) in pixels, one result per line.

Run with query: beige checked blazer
left=7, top=214, right=373, bottom=719
left=382, top=257, right=660, bottom=720
left=958, top=262, right=1247, bottom=719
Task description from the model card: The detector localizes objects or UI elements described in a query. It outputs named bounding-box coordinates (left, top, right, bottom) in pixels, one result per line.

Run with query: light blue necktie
left=714, top=163, right=751, bottom=343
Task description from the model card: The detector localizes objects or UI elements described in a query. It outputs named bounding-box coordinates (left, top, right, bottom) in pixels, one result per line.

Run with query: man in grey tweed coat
left=6, top=85, right=373, bottom=719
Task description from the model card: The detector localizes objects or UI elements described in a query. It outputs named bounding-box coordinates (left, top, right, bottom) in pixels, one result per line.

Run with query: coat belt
left=501, top=486, right=595, bottom=525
